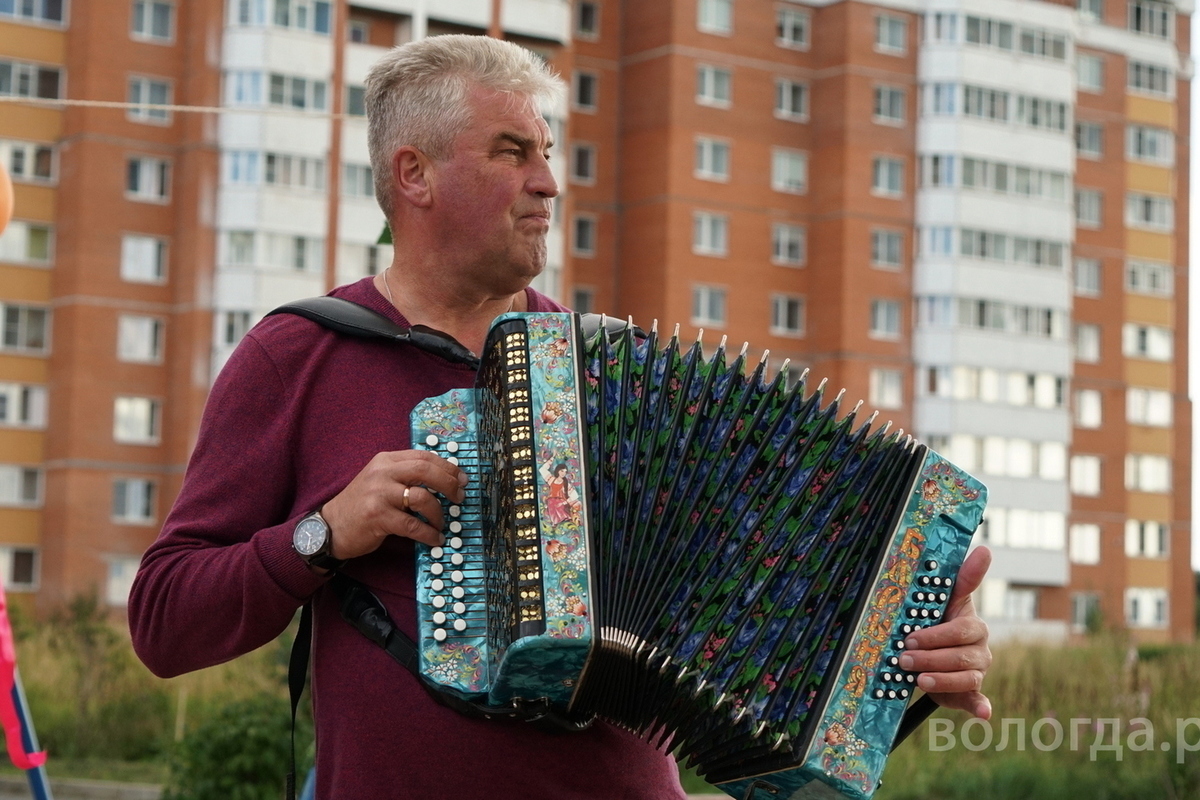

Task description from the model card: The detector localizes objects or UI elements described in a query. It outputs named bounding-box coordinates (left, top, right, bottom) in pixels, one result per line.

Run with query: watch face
left=294, top=517, right=327, bottom=557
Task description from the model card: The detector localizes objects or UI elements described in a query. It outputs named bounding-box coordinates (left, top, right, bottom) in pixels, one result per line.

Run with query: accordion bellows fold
left=412, top=312, right=987, bottom=800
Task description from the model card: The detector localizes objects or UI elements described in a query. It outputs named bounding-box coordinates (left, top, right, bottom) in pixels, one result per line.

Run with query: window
left=697, top=65, right=732, bottom=107
left=930, top=12, right=958, bottom=41
left=343, top=163, right=373, bottom=198
left=1128, top=61, right=1172, bottom=96
left=113, top=396, right=161, bottom=445
left=576, top=1, right=599, bottom=37
left=927, top=82, right=957, bottom=115
left=1128, top=0, right=1171, bottom=39
left=1122, top=323, right=1172, bottom=360
left=0, top=383, right=46, bottom=428
left=0, top=60, right=62, bottom=100
left=870, top=299, right=901, bottom=339
left=1126, top=588, right=1168, bottom=629
left=1071, top=592, right=1101, bottom=633
left=697, top=0, right=732, bottom=34
left=873, top=86, right=905, bottom=123
left=347, top=19, right=368, bottom=42
left=1126, top=260, right=1173, bottom=296
left=1078, top=53, right=1104, bottom=92
left=1075, top=388, right=1102, bottom=428
left=117, top=315, right=164, bottom=362
left=770, top=294, right=804, bottom=336
left=771, top=223, right=805, bottom=266
left=1070, top=454, right=1101, bottom=495
left=0, top=0, right=63, bottom=23
left=569, top=143, right=597, bottom=184
left=922, top=155, right=955, bottom=187
left=1078, top=0, right=1103, bottom=18
left=268, top=73, right=328, bottom=111
left=127, top=76, right=171, bottom=123
left=105, top=556, right=141, bottom=607
left=345, top=85, right=365, bottom=116
left=222, top=311, right=252, bottom=346
left=113, top=478, right=156, bottom=524
left=126, top=156, right=170, bottom=202
left=922, top=227, right=953, bottom=256
left=963, top=85, right=1009, bottom=121
left=264, top=153, right=325, bottom=191
left=1016, top=96, right=1067, bottom=132
left=226, top=231, right=254, bottom=265
left=120, top=234, right=167, bottom=282
left=691, top=284, right=726, bottom=326
left=771, top=148, right=807, bottom=194
left=1, top=304, right=49, bottom=353
left=869, top=369, right=903, bottom=410
left=572, top=287, right=595, bottom=314
left=1126, top=125, right=1173, bottom=165
left=131, top=0, right=173, bottom=40
left=227, top=70, right=264, bottom=106
left=1074, top=258, right=1101, bottom=296
left=225, top=151, right=260, bottom=185
left=694, top=137, right=730, bottom=181
left=2, top=139, right=55, bottom=183
left=776, top=6, right=809, bottom=48
left=1019, top=28, right=1067, bottom=60
left=0, top=548, right=37, bottom=592
left=1125, top=519, right=1168, bottom=558
left=871, top=156, right=903, bottom=197
left=774, top=78, right=807, bottom=120
left=1076, top=122, right=1103, bottom=158
left=572, top=70, right=598, bottom=110
left=0, top=465, right=40, bottom=507
left=1125, top=453, right=1170, bottom=492
left=1074, top=323, right=1101, bottom=362
left=1002, top=588, right=1038, bottom=621
left=1075, top=189, right=1102, bottom=228
left=965, top=16, right=1014, bottom=49
left=572, top=215, right=597, bottom=256
left=692, top=211, right=728, bottom=256
left=0, top=221, right=52, bottom=265
left=1069, top=524, right=1101, bottom=565
left=876, top=14, right=906, bottom=53
left=871, top=230, right=903, bottom=268
left=266, top=0, right=332, bottom=33
left=1127, top=387, right=1172, bottom=426
left=1125, top=193, right=1173, bottom=231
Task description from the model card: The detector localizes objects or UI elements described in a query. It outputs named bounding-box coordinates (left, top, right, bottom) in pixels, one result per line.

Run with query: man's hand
left=320, top=450, right=468, bottom=559
left=898, top=546, right=993, bottom=719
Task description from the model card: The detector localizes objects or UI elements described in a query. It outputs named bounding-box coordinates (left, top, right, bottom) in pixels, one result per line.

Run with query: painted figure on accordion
left=540, top=459, right=581, bottom=527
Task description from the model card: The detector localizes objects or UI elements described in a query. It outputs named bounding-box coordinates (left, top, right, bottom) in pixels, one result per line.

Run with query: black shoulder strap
left=267, top=296, right=481, bottom=369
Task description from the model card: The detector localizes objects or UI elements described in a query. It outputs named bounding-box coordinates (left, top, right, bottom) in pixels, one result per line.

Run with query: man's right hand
left=320, top=450, right=468, bottom=559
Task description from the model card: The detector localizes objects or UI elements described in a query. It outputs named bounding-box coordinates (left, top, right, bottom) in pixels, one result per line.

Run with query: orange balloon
left=0, top=160, right=12, bottom=237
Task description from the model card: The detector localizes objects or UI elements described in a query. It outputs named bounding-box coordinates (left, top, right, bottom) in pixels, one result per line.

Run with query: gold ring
left=402, top=486, right=412, bottom=512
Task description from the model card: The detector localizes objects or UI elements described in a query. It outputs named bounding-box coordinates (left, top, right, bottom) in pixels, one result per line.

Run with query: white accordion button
left=430, top=547, right=444, bottom=559
left=430, top=563, right=444, bottom=576
left=425, top=434, right=439, bottom=446
left=431, top=579, right=444, bottom=591
left=450, top=553, right=464, bottom=566
left=449, top=522, right=463, bottom=534
left=433, top=628, right=447, bottom=642
left=449, top=537, right=463, bottom=549
left=447, top=456, right=459, bottom=466
left=453, top=619, right=467, bottom=632
left=452, top=586, right=465, bottom=599
left=433, top=611, right=446, bottom=624
left=451, top=570, right=464, bottom=582
left=453, top=602, right=467, bottom=614
left=446, top=441, right=459, bottom=453
left=449, top=506, right=462, bottom=518
left=432, top=596, right=446, bottom=608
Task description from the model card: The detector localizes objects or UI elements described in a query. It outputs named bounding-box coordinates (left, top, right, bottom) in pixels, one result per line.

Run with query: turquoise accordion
left=411, top=312, right=987, bottom=800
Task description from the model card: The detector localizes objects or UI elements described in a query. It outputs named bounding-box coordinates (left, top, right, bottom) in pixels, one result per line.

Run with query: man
left=129, top=35, right=991, bottom=799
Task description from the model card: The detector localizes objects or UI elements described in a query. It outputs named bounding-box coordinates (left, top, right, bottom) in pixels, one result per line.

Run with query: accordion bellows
left=412, top=313, right=987, bottom=800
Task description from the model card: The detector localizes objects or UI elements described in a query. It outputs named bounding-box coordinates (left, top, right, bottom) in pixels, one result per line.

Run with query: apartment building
left=0, top=0, right=1192, bottom=641
left=565, top=0, right=1192, bottom=642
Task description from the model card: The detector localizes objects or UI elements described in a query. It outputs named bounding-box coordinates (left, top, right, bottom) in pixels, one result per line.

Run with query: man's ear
left=393, top=146, right=433, bottom=209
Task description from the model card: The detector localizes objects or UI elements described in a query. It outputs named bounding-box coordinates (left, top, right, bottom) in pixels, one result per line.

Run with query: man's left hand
left=898, top=546, right=993, bottom=719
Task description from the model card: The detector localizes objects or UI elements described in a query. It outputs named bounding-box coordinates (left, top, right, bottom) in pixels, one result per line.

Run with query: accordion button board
left=410, top=312, right=988, bottom=800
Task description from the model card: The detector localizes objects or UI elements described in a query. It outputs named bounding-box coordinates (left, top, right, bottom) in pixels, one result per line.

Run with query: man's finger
left=946, top=545, right=991, bottom=616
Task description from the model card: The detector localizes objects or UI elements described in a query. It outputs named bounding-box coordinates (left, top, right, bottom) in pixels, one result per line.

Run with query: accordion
left=411, top=312, right=987, bottom=800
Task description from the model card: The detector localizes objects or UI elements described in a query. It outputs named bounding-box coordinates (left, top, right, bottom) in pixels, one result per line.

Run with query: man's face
left=428, top=85, right=558, bottom=293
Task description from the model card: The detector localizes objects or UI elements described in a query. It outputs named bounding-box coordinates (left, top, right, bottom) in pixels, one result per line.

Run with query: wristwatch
left=292, top=511, right=345, bottom=572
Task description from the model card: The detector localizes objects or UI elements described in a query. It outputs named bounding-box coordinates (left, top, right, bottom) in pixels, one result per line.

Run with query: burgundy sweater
left=128, top=278, right=686, bottom=799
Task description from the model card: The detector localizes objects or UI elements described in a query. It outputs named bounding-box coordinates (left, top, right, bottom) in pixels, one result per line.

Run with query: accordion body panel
left=411, top=312, right=988, bottom=799
left=412, top=314, right=596, bottom=710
